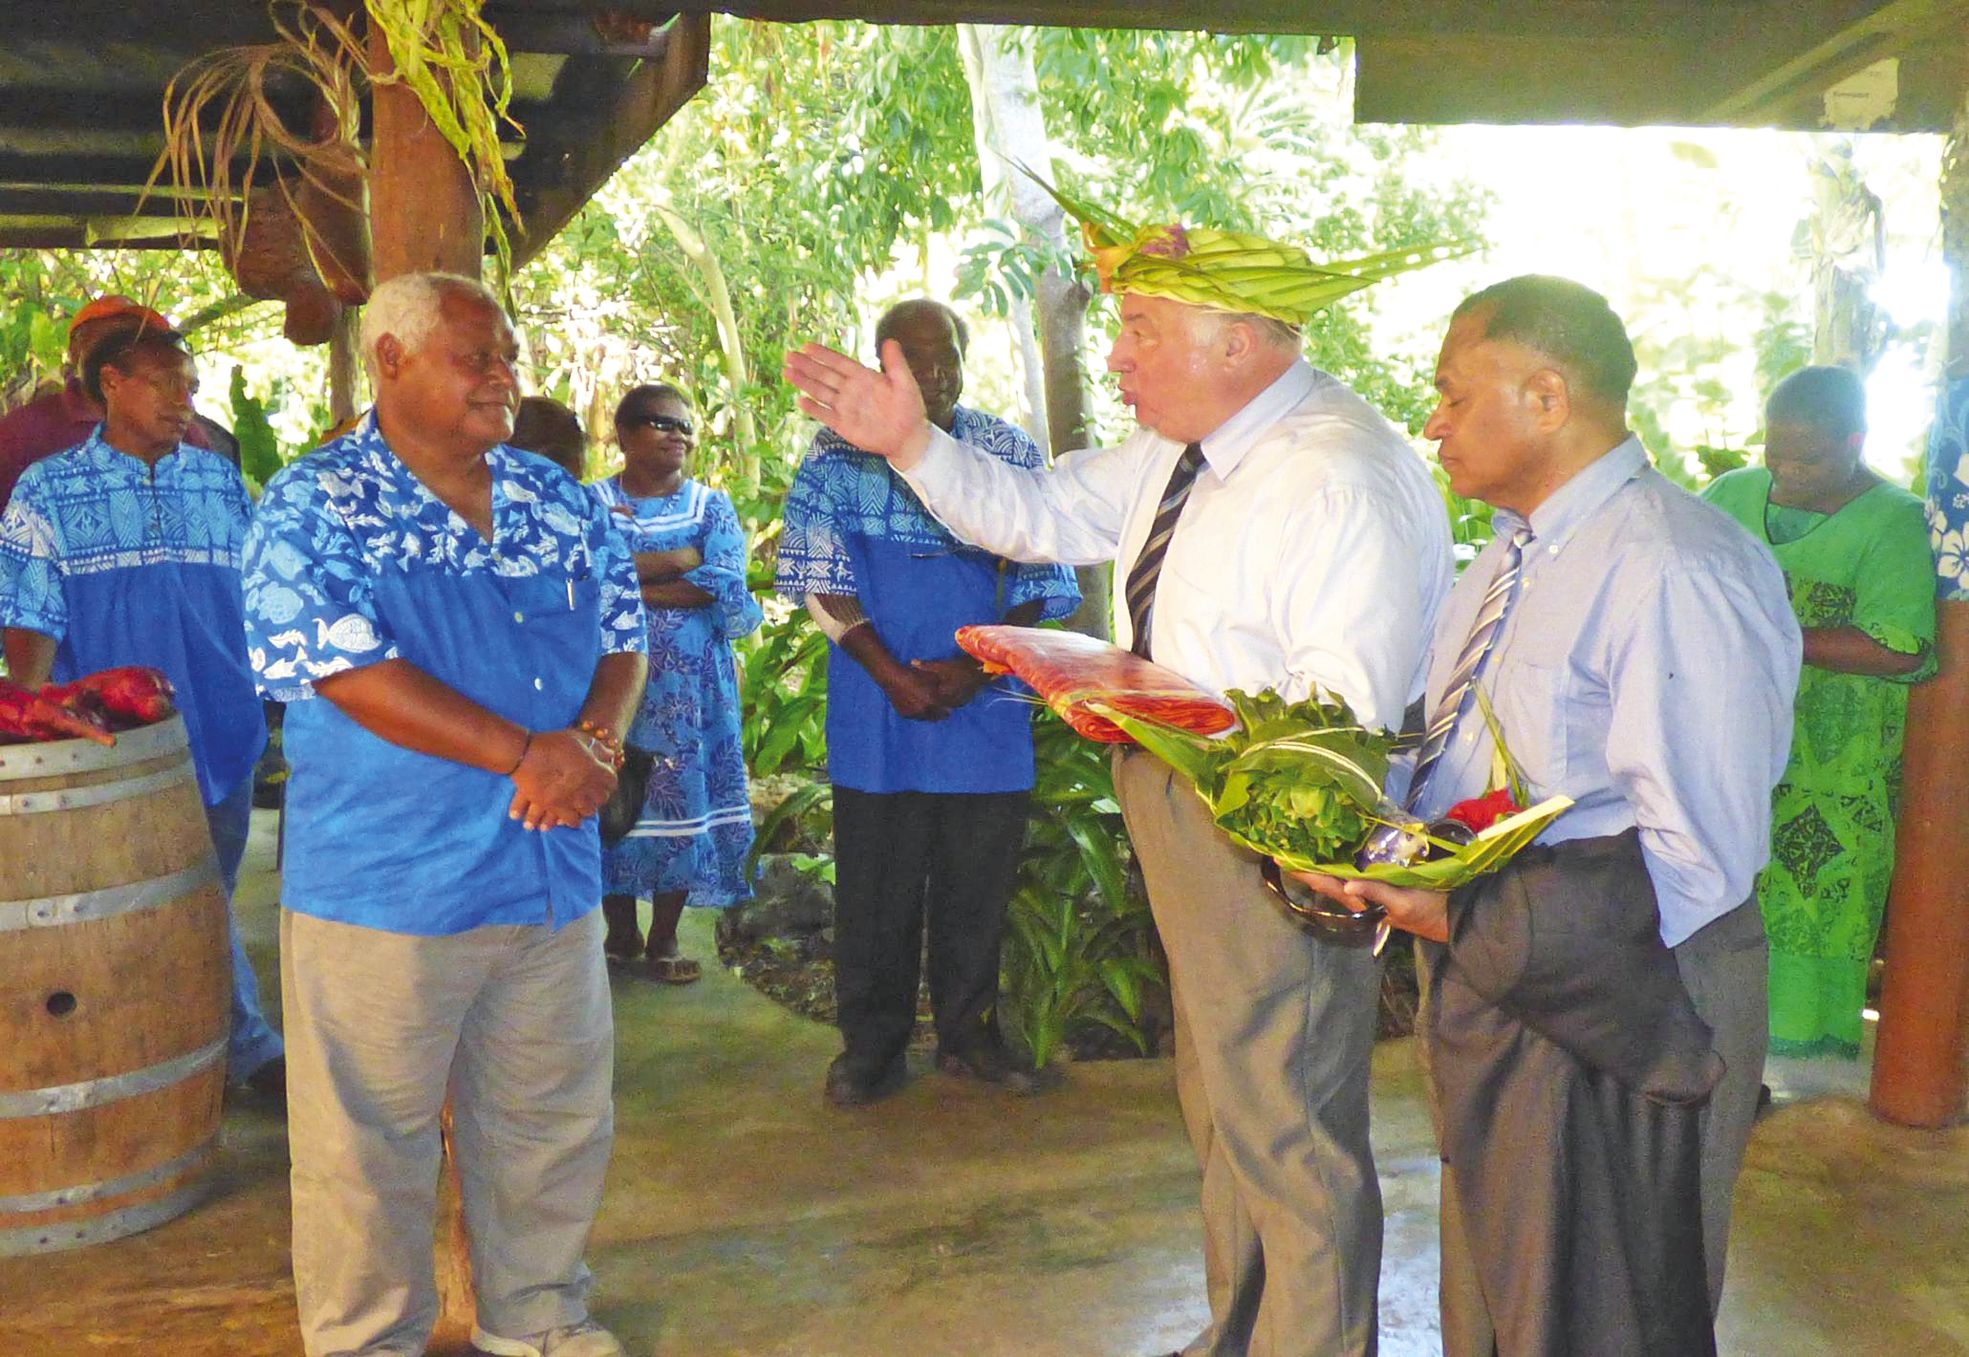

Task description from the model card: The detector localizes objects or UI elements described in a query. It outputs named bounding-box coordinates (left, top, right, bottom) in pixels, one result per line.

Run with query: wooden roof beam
left=0, top=216, right=217, bottom=248
left=648, top=0, right=1766, bottom=40
left=0, top=188, right=234, bottom=217
left=1702, top=0, right=1969, bottom=123
left=511, top=13, right=709, bottom=268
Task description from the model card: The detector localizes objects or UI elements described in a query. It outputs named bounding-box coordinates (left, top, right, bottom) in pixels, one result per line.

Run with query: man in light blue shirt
left=1298, top=276, right=1798, bottom=1350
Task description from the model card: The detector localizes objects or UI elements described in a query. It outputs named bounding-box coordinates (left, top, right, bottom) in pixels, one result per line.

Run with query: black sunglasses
left=622, top=413, right=694, bottom=437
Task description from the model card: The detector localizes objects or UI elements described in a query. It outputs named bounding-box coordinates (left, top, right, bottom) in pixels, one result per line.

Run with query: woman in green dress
left=1704, top=365, right=1935, bottom=1057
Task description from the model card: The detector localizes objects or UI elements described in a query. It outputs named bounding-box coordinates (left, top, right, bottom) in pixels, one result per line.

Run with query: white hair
left=358, top=272, right=504, bottom=384
left=1186, top=304, right=1303, bottom=354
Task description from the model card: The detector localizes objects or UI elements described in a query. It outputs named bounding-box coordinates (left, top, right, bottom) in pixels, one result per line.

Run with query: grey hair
left=1187, top=305, right=1303, bottom=354
left=359, top=272, right=504, bottom=384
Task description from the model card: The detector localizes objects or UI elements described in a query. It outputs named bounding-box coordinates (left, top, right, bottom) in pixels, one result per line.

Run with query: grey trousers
left=1115, top=751, right=1382, bottom=1357
left=1435, top=895, right=1768, bottom=1350
left=1672, top=895, right=1768, bottom=1314
left=282, top=907, right=615, bottom=1357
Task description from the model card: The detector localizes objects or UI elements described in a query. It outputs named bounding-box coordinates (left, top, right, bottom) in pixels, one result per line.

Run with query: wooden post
left=366, top=23, right=483, bottom=281
left=365, top=17, right=484, bottom=1343
left=1869, top=87, right=1969, bottom=1129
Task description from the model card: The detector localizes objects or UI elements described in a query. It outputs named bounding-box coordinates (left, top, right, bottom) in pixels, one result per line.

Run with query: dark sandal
left=642, top=955, right=702, bottom=985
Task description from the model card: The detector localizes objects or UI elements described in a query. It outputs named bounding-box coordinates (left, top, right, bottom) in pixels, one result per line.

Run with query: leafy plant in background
left=229, top=367, right=284, bottom=491
left=1433, top=463, right=1495, bottom=566
left=1000, top=709, right=1164, bottom=1067
left=738, top=586, right=830, bottom=779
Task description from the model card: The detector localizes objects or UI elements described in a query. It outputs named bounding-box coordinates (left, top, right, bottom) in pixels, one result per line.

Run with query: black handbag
left=599, top=745, right=658, bottom=847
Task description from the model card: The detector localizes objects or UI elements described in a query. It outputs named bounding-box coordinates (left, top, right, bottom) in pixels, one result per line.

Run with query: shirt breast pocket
left=1491, top=655, right=1569, bottom=792
left=504, top=571, right=600, bottom=628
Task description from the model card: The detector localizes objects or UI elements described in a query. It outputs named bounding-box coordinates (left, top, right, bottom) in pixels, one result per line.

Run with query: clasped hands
left=873, top=654, right=989, bottom=723
left=1282, top=870, right=1452, bottom=944
left=506, top=727, right=620, bottom=832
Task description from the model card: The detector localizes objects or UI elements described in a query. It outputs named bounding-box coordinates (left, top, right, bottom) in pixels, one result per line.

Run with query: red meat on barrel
left=44, top=666, right=177, bottom=731
left=0, top=678, right=115, bottom=746
left=954, top=624, right=1236, bottom=744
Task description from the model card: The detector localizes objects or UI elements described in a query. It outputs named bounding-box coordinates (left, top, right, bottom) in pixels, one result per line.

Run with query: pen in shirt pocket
left=565, top=579, right=575, bottom=610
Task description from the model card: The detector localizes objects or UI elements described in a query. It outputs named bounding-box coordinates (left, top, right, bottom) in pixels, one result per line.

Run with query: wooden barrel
left=0, top=716, right=228, bottom=1255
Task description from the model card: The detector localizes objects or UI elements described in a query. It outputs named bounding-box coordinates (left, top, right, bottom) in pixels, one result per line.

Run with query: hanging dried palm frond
left=360, top=0, right=525, bottom=279
left=149, top=0, right=525, bottom=299
left=149, top=1, right=370, bottom=305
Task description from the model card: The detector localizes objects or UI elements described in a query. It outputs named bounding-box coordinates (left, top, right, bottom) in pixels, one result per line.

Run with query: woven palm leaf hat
left=1026, top=167, right=1468, bottom=326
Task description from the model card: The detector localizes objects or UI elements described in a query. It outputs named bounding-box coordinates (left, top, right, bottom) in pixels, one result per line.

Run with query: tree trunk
left=328, top=305, right=360, bottom=425
left=957, top=23, right=1108, bottom=639
left=650, top=199, right=761, bottom=494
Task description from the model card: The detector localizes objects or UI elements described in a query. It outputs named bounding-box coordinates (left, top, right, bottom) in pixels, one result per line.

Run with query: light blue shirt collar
left=1495, top=434, right=1649, bottom=548
left=1197, top=359, right=1318, bottom=477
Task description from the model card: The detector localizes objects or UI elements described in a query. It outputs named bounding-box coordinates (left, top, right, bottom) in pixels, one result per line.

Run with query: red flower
left=1138, top=224, right=1191, bottom=259
left=1443, top=787, right=1521, bottom=833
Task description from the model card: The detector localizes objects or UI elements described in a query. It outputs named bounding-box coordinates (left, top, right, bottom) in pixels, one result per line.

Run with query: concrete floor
left=2, top=812, right=1966, bottom=1356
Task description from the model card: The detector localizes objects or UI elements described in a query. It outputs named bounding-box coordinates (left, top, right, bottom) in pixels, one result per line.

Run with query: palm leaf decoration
left=1015, top=161, right=1475, bottom=326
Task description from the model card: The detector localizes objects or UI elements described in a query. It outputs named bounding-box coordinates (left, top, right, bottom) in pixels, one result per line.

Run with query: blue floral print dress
left=593, top=476, right=763, bottom=906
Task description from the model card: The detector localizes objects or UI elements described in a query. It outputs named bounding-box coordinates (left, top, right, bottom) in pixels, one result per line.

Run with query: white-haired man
left=241, top=272, right=648, bottom=1357
left=785, top=210, right=1453, bottom=1356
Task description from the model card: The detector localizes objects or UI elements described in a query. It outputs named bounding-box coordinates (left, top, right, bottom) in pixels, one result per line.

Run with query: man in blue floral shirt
left=777, top=298, right=1080, bottom=1106
left=241, top=274, right=646, bottom=1357
left=0, top=324, right=283, bottom=1093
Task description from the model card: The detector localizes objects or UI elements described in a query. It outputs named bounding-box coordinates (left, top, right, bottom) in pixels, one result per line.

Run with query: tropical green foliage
left=1000, top=710, right=1163, bottom=1066
left=738, top=588, right=830, bottom=778
left=1103, top=687, right=1395, bottom=867
left=229, top=367, right=283, bottom=490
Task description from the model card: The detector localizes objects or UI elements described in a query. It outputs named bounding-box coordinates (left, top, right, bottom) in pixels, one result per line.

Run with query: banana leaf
left=1095, top=696, right=1391, bottom=864
left=1096, top=697, right=1571, bottom=891
left=1271, top=795, right=1574, bottom=890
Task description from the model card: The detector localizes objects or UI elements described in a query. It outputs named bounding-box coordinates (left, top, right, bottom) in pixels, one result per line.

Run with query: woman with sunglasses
left=591, top=383, right=764, bottom=981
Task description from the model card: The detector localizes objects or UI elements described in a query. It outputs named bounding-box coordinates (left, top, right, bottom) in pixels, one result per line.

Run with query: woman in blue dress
left=594, top=383, right=763, bottom=981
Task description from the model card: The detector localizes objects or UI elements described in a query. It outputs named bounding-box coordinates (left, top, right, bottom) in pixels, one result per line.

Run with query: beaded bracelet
left=574, top=720, right=626, bottom=770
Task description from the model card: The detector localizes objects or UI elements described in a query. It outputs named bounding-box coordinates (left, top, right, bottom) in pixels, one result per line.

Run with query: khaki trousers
left=1115, top=751, right=1383, bottom=1357
left=282, top=907, right=615, bottom=1357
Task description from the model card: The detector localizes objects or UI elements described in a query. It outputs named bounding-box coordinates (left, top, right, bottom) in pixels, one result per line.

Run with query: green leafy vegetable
left=1094, top=687, right=1396, bottom=864
left=1093, top=686, right=1575, bottom=892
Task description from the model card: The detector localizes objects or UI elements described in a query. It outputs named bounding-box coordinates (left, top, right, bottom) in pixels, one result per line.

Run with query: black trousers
left=830, top=787, right=1031, bottom=1072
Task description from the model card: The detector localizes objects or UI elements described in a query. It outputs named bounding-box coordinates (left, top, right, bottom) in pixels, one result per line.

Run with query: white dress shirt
left=900, top=360, right=1453, bottom=732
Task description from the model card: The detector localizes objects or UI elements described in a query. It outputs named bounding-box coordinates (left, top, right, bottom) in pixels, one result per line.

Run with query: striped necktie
left=1124, top=442, right=1207, bottom=659
left=1407, top=523, right=1535, bottom=807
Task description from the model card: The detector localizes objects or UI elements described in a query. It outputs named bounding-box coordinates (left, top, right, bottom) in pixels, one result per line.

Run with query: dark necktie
left=1406, top=523, right=1535, bottom=807
left=1124, top=442, right=1208, bottom=659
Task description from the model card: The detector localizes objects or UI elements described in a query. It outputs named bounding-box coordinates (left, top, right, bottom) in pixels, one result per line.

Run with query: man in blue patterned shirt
left=777, top=298, right=1080, bottom=1106
left=241, top=274, right=647, bottom=1357
left=0, top=324, right=284, bottom=1094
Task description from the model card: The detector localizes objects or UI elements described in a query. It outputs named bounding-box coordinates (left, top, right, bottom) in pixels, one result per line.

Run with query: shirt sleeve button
left=533, top=677, right=543, bottom=690
left=513, top=611, right=525, bottom=623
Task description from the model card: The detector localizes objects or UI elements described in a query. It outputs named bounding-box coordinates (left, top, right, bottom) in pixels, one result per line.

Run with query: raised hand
left=783, top=339, right=934, bottom=467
